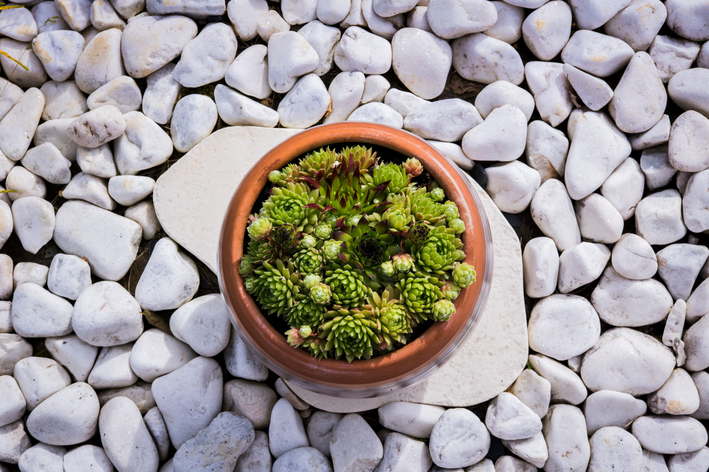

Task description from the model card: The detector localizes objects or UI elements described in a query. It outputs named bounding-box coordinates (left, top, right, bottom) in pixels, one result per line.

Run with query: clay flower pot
left=219, top=122, right=492, bottom=397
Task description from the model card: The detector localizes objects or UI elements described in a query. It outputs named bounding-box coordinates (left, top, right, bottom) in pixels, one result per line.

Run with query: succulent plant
left=432, top=299, right=456, bottom=321
left=449, top=218, right=465, bottom=234
left=293, top=248, right=323, bottom=274
left=441, top=281, right=461, bottom=301
left=430, top=187, right=445, bottom=202
left=323, top=239, right=342, bottom=261
left=300, top=234, right=318, bottom=249
left=392, top=253, right=414, bottom=273
left=299, top=147, right=340, bottom=181
left=247, top=216, right=272, bottom=241
left=268, top=224, right=300, bottom=254
left=262, top=183, right=318, bottom=231
left=371, top=163, right=410, bottom=194
left=286, top=294, right=326, bottom=329
left=253, top=260, right=300, bottom=317
left=362, top=286, right=412, bottom=348
left=303, top=274, right=321, bottom=290
left=244, top=145, right=475, bottom=361
left=453, top=262, right=476, bottom=288
left=403, top=157, right=424, bottom=177
left=310, top=283, right=332, bottom=305
left=380, top=261, right=395, bottom=278
left=397, top=274, right=443, bottom=319
left=325, top=268, right=369, bottom=307
left=319, top=306, right=381, bottom=362
left=268, top=170, right=284, bottom=184
left=442, top=201, right=459, bottom=221
left=414, top=226, right=465, bottom=276
left=314, top=223, right=332, bottom=239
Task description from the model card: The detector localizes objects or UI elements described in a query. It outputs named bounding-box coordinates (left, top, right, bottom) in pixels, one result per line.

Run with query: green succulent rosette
left=441, top=281, right=461, bottom=301
left=432, top=299, right=456, bottom=321
left=380, top=261, right=395, bottom=278
left=286, top=294, right=326, bottom=329
left=325, top=268, right=369, bottom=307
left=448, top=218, right=465, bottom=234
left=397, top=274, right=443, bottom=320
left=262, top=183, right=318, bottom=231
left=303, top=274, right=321, bottom=290
left=403, top=157, right=423, bottom=176
left=392, top=253, right=414, bottom=273
left=314, top=223, right=332, bottom=239
left=442, top=201, right=459, bottom=221
left=240, top=239, right=276, bottom=276
left=310, top=283, right=332, bottom=305
left=414, top=226, right=465, bottom=276
left=372, top=163, right=410, bottom=194
left=319, top=306, right=381, bottom=363
left=453, top=262, right=476, bottom=288
left=430, top=187, right=445, bottom=202
left=293, top=248, right=323, bottom=274
left=247, top=216, right=272, bottom=240
left=362, top=287, right=413, bottom=347
left=299, top=147, right=339, bottom=180
left=253, top=260, right=300, bottom=317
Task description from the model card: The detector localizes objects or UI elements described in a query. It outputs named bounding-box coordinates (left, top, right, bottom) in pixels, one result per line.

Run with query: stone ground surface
left=1, top=0, right=709, bottom=470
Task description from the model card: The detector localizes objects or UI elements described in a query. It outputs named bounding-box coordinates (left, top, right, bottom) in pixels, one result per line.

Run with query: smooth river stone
left=581, top=327, right=676, bottom=396
left=391, top=27, right=451, bottom=100
left=153, top=126, right=528, bottom=411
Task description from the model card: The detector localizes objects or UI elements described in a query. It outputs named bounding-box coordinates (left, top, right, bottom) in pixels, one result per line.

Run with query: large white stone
left=685, top=314, right=709, bottom=372
left=584, top=390, right=647, bottom=436
left=62, top=172, right=116, bottom=211
left=214, top=84, right=279, bottom=128
left=170, top=95, right=217, bottom=153
left=107, top=175, right=155, bottom=206
left=44, top=334, right=98, bottom=382
left=529, top=354, right=587, bottom=405
left=99, top=396, right=159, bottom=472
left=669, top=68, right=709, bottom=119
left=635, top=189, right=687, bottom=245
left=523, top=237, right=559, bottom=299
left=557, top=242, right=611, bottom=294
left=648, top=368, right=700, bottom=415
left=591, top=267, right=673, bottom=326
left=0, top=88, right=44, bottom=161
left=62, top=445, right=113, bottom=472
left=74, top=29, right=124, bottom=94
left=452, top=33, right=524, bottom=85
left=530, top=178, right=580, bottom=252
left=0, top=333, right=32, bottom=376
left=542, top=404, right=590, bottom=472
left=0, top=39, right=48, bottom=88
left=224, top=327, right=268, bottom=382
left=334, top=26, right=392, bottom=75
left=668, top=111, right=709, bottom=172
left=54, top=201, right=142, bottom=281
left=135, top=237, right=199, bottom=311
left=564, top=109, right=631, bottom=201
left=524, top=61, right=573, bottom=128
left=173, top=23, right=237, bottom=88
left=522, top=1, right=572, bottom=61
left=528, top=294, right=600, bottom=361
left=475, top=81, right=535, bottom=122
left=608, top=52, right=666, bottom=133
left=40, top=81, right=87, bottom=121
left=68, top=106, right=126, bottom=149
left=0, top=376, right=25, bottom=428
left=429, top=408, right=489, bottom=468
left=485, top=392, right=542, bottom=441
left=129, top=328, right=196, bottom=383
left=329, top=413, right=383, bottom=471
left=485, top=161, right=540, bottom=214
left=604, top=0, right=666, bottom=52
left=142, top=64, right=181, bottom=126
left=611, top=233, right=657, bottom=280
left=657, top=244, right=709, bottom=301
left=640, top=145, right=676, bottom=190
left=632, top=416, right=708, bottom=454
left=268, top=398, right=309, bottom=458
left=223, top=379, right=277, bottom=430
left=588, top=426, right=642, bottom=472
left=525, top=120, right=568, bottom=181
left=391, top=27, right=451, bottom=99
left=31, top=31, right=84, bottom=82
left=11, top=283, right=72, bottom=338
left=600, top=157, right=644, bottom=220
left=268, top=31, right=318, bottom=94
left=14, top=357, right=71, bottom=410
left=121, top=15, right=197, bottom=79
left=169, top=293, right=230, bottom=357
left=297, top=20, right=341, bottom=77
left=12, top=196, right=55, bottom=255
left=377, top=402, right=444, bottom=438
left=26, top=383, right=100, bottom=446
left=561, top=30, right=634, bottom=77
left=88, top=343, right=138, bottom=389
left=87, top=75, right=141, bottom=113
left=278, top=74, right=330, bottom=129
left=564, top=64, right=613, bottom=112
left=461, top=105, right=527, bottom=162
left=666, top=0, right=709, bottom=40
left=225, top=45, right=271, bottom=100
left=152, top=357, right=223, bottom=449
left=485, top=1, right=524, bottom=44
left=581, top=327, right=676, bottom=395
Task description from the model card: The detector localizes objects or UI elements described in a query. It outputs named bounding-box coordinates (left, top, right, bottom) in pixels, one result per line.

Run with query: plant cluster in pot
left=219, top=122, right=492, bottom=398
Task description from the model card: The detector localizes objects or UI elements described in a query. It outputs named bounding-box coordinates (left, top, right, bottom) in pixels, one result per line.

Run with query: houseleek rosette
left=293, top=248, right=323, bottom=275
left=325, top=268, right=369, bottom=307
left=362, top=287, right=412, bottom=348
left=414, top=227, right=465, bottom=276
left=372, top=163, right=410, bottom=194
left=287, top=294, right=326, bottom=330
left=319, top=306, right=381, bottom=363
left=397, top=274, right=443, bottom=319
left=453, top=262, right=476, bottom=288
left=432, top=299, right=456, bottom=321
left=262, top=183, right=317, bottom=230
left=253, top=260, right=300, bottom=317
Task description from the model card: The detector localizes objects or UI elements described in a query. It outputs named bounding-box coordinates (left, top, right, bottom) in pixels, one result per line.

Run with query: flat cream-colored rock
left=153, top=126, right=300, bottom=271
left=154, top=125, right=527, bottom=410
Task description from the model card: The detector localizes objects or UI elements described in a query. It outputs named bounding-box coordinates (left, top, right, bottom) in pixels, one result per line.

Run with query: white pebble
left=429, top=408, right=489, bottom=469
left=44, top=334, right=98, bottom=382
left=278, top=74, right=332, bottom=129
left=427, top=0, right=497, bottom=39
left=214, top=84, right=279, bottom=128
left=452, top=33, right=524, bottom=85
left=669, top=110, right=709, bottom=172
left=88, top=343, right=138, bottom=389
left=225, top=45, right=271, bottom=100
left=170, top=95, right=217, bottom=153
left=600, top=157, right=644, bottom=220
left=528, top=354, right=587, bottom=405
left=377, top=402, right=444, bottom=438
left=632, top=416, right=708, bottom=454
left=62, top=173, right=115, bottom=211
left=648, top=368, right=700, bottom=415
left=115, top=111, right=173, bottom=175
left=268, top=398, right=309, bottom=458
left=74, top=29, right=124, bottom=94
left=635, top=189, right=687, bottom=245
left=173, top=23, right=237, bottom=88
left=563, top=64, right=613, bottom=112
left=40, top=81, right=88, bottom=121
left=13, top=262, right=48, bottom=288
left=405, top=99, right=481, bottom=142
left=525, top=120, right=568, bottom=181
left=62, top=445, right=113, bottom=472
left=603, top=0, right=666, bottom=52
left=223, top=327, right=269, bottom=382
left=0, top=39, right=48, bottom=88
left=14, top=357, right=71, bottom=410
left=584, top=390, right=647, bottom=436
left=530, top=178, right=580, bottom=252
left=31, top=31, right=85, bottom=83
left=0, top=377, right=25, bottom=428
left=99, top=396, right=159, bottom=471
left=124, top=201, right=160, bottom=240
left=107, top=175, right=154, bottom=207
left=0, top=88, right=45, bottom=161
left=588, top=426, right=642, bottom=472
left=256, top=10, right=290, bottom=42
left=524, top=61, right=573, bottom=128
left=12, top=197, right=55, bottom=255
left=68, top=106, right=126, bottom=149
left=383, top=88, right=428, bottom=117
left=542, top=404, right=590, bottom=472
left=474, top=81, right=535, bottom=122
left=522, top=1, right=572, bottom=61
left=462, top=104, right=527, bottom=162
left=76, top=144, right=116, bottom=179
left=298, top=20, right=341, bottom=77
left=561, top=30, right=634, bottom=77
left=611, top=233, right=657, bottom=280
left=87, top=75, right=141, bottom=113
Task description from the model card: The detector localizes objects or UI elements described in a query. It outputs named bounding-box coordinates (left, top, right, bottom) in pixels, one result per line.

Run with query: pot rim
left=218, top=122, right=493, bottom=398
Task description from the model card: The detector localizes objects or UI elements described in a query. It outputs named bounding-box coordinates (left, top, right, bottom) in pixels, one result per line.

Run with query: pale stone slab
left=153, top=125, right=527, bottom=411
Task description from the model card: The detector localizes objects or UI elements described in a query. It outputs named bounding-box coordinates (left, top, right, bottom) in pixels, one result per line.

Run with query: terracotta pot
left=219, top=122, right=492, bottom=398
